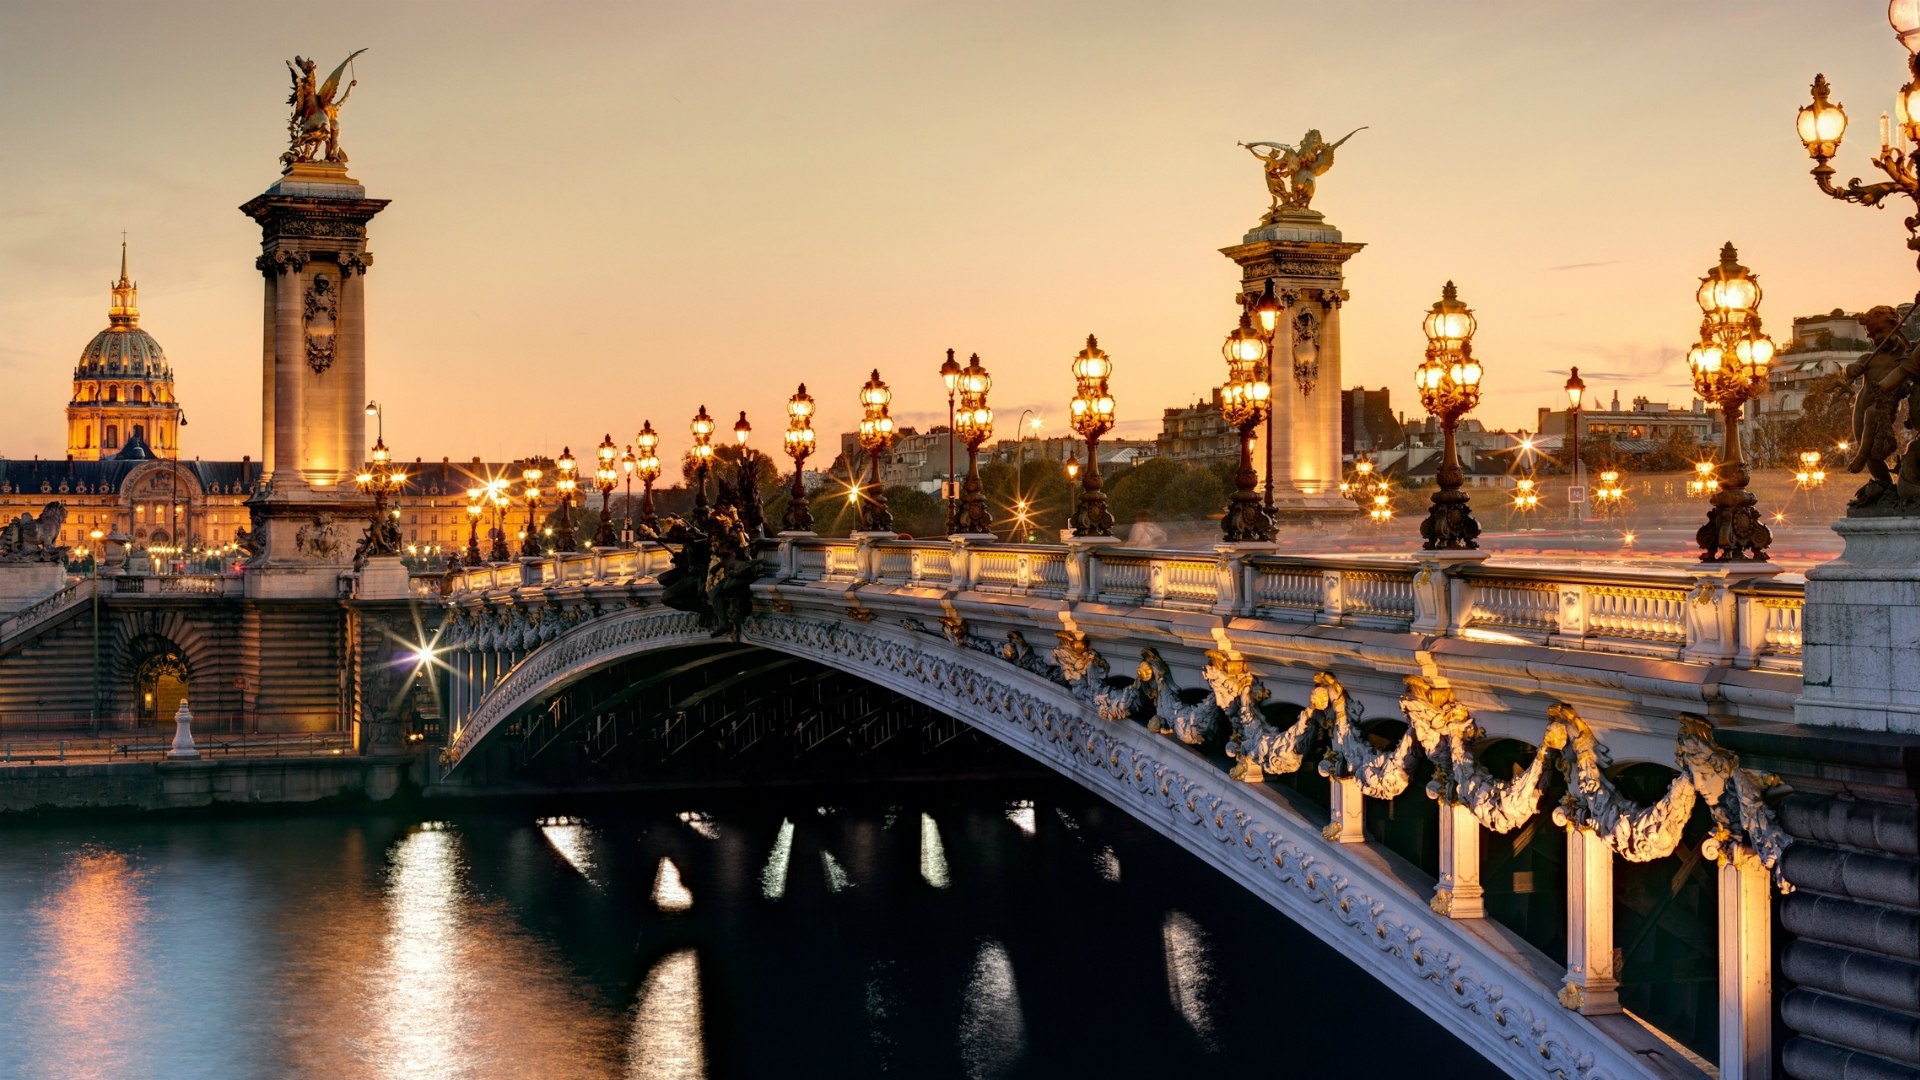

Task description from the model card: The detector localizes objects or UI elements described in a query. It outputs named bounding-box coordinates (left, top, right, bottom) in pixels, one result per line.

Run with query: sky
left=0, top=1, right=1912, bottom=467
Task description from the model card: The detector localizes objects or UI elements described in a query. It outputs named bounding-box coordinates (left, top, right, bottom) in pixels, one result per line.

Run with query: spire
left=108, top=237, right=138, bottom=327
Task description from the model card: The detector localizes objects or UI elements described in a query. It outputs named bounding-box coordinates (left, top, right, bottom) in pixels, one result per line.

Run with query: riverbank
left=0, top=753, right=418, bottom=815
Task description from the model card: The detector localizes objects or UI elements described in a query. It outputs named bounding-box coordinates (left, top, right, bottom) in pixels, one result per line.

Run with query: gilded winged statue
left=281, top=49, right=367, bottom=167
left=1240, top=126, right=1366, bottom=223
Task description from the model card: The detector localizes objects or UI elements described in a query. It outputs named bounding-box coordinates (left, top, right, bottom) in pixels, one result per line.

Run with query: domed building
left=66, top=244, right=180, bottom=461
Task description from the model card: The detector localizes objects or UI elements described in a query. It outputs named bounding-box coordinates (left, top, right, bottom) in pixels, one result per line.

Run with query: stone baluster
left=1557, top=583, right=1588, bottom=642
left=1433, top=802, right=1485, bottom=918
left=1318, top=569, right=1345, bottom=627
left=949, top=538, right=977, bottom=592
left=1561, top=826, right=1622, bottom=1015
left=851, top=534, right=877, bottom=584
left=1718, top=860, right=1772, bottom=1080
left=1411, top=559, right=1449, bottom=634
left=1325, top=776, right=1366, bottom=844
left=1211, top=547, right=1250, bottom=616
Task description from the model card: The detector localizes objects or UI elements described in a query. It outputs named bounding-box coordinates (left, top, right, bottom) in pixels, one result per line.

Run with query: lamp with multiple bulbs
left=1220, top=312, right=1276, bottom=542
left=856, top=370, right=896, bottom=533
left=781, top=386, right=817, bottom=534
left=1685, top=243, right=1775, bottom=561
left=1413, top=281, right=1485, bottom=550
left=1067, top=335, right=1117, bottom=537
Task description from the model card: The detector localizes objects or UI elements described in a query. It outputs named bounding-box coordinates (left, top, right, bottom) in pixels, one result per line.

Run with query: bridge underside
left=468, top=642, right=1030, bottom=789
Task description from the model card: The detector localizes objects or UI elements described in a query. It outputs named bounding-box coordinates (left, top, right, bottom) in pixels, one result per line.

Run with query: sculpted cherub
left=1842, top=304, right=1920, bottom=506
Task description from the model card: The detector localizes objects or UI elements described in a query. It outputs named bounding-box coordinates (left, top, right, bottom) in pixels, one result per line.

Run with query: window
left=107, top=386, right=119, bottom=403
left=132, top=424, right=145, bottom=442
left=131, top=385, right=143, bottom=402
left=81, top=424, right=92, bottom=448
left=105, top=425, right=119, bottom=449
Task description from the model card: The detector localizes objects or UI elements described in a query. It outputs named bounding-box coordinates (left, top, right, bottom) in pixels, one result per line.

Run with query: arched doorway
left=128, top=636, right=189, bottom=727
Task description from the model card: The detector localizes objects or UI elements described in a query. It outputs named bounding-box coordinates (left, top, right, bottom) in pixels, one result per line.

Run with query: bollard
left=168, top=701, right=199, bottom=759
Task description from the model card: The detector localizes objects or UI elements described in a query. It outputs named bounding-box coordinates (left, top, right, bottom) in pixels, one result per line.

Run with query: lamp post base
left=1222, top=491, right=1275, bottom=543
left=1421, top=488, right=1481, bottom=551
left=1697, top=463, right=1772, bottom=562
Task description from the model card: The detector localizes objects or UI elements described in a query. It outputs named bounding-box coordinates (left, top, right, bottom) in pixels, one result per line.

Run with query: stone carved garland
left=303, top=273, right=339, bottom=374
left=1055, top=643, right=1791, bottom=890
left=443, top=606, right=1668, bottom=1079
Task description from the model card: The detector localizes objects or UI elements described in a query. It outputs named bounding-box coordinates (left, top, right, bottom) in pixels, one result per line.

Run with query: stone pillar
left=239, top=162, right=388, bottom=595
left=1325, top=775, right=1366, bottom=844
left=1433, top=802, right=1485, bottom=918
left=1222, top=215, right=1363, bottom=521
left=261, top=267, right=277, bottom=481
left=1718, top=860, right=1772, bottom=1080
left=1562, top=827, right=1622, bottom=1015
left=1797, top=516, right=1920, bottom=733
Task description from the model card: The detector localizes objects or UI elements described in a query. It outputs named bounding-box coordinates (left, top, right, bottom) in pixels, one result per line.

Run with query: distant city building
left=1157, top=390, right=1238, bottom=465
left=1747, top=308, right=1874, bottom=440
left=1340, top=386, right=1403, bottom=457
left=1535, top=391, right=1721, bottom=462
left=0, top=257, right=521, bottom=557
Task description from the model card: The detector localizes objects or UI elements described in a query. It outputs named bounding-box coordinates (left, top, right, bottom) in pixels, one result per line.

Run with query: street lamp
left=464, top=486, right=484, bottom=565
left=690, top=406, right=716, bottom=525
left=593, top=435, right=619, bottom=547
left=554, top=447, right=580, bottom=552
left=1564, top=367, right=1586, bottom=522
left=1685, top=243, right=1775, bottom=562
left=635, top=421, right=662, bottom=538
left=1251, top=276, right=1282, bottom=511
left=1594, top=468, right=1628, bottom=516
left=1796, top=449, right=1828, bottom=488
left=733, top=411, right=764, bottom=536
left=941, top=348, right=962, bottom=533
left=1414, top=282, right=1485, bottom=550
left=1797, top=8, right=1920, bottom=272
left=519, top=461, right=544, bottom=558
left=952, top=353, right=995, bottom=535
left=354, top=435, right=405, bottom=558
left=782, top=384, right=817, bottom=533
left=1220, top=311, right=1275, bottom=542
left=1067, top=334, right=1117, bottom=537
left=487, top=479, right=511, bottom=562
left=856, top=370, right=896, bottom=532
left=1512, top=477, right=1540, bottom=512
left=620, top=445, right=637, bottom=543
left=1688, top=459, right=1720, bottom=498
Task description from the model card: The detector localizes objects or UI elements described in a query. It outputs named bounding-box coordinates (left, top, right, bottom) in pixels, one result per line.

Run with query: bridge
left=421, top=535, right=1918, bottom=1080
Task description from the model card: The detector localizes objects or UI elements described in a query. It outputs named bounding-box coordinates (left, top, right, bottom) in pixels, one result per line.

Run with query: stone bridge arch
left=440, top=604, right=1666, bottom=1080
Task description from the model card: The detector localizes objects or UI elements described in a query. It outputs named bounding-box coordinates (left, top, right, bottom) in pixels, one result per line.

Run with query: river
left=0, top=781, right=1492, bottom=1079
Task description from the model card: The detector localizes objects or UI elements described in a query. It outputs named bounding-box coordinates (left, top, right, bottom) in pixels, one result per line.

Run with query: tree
left=1751, top=371, right=1854, bottom=467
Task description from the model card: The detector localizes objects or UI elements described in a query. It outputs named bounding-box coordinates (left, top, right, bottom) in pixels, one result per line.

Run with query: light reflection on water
left=628, top=949, right=704, bottom=1079
left=0, top=793, right=1496, bottom=1079
left=958, top=939, right=1025, bottom=1079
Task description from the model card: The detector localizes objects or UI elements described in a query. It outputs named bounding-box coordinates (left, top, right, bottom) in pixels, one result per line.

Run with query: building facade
left=1536, top=391, right=1722, bottom=459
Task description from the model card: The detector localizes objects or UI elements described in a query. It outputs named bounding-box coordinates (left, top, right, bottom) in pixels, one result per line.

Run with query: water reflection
left=958, top=938, right=1026, bottom=1078
left=1095, top=845, right=1122, bottom=883
left=376, top=827, right=474, bottom=1073
left=1162, top=910, right=1216, bottom=1046
left=760, top=818, right=795, bottom=900
left=920, top=813, right=951, bottom=889
left=654, top=857, right=694, bottom=912
left=1005, top=800, right=1037, bottom=835
left=27, top=847, right=148, bottom=1080
left=539, top=818, right=601, bottom=884
left=628, top=949, right=705, bottom=1079
left=820, top=849, right=853, bottom=893
left=676, top=811, right=721, bottom=840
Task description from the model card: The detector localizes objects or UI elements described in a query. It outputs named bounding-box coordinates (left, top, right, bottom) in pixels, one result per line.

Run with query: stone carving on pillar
left=281, top=51, right=366, bottom=168
left=293, top=514, right=341, bottom=560
left=1291, top=307, right=1321, bottom=395
left=303, top=272, right=339, bottom=374
left=1548, top=703, right=1697, bottom=863
left=257, top=250, right=311, bottom=277
left=1401, top=677, right=1566, bottom=832
left=337, top=251, right=371, bottom=276
left=1674, top=714, right=1794, bottom=890
left=1317, top=672, right=1417, bottom=799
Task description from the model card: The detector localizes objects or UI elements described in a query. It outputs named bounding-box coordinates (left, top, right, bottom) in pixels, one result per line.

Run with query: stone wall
left=0, top=755, right=414, bottom=814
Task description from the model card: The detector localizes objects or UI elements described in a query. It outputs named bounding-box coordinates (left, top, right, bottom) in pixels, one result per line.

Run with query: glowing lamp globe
left=1894, top=0, right=1920, bottom=52
left=1421, top=281, right=1476, bottom=352
left=1798, top=75, right=1849, bottom=159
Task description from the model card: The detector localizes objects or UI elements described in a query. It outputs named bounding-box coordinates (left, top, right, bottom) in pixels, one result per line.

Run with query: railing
left=439, top=537, right=1810, bottom=674
left=0, top=579, right=87, bottom=642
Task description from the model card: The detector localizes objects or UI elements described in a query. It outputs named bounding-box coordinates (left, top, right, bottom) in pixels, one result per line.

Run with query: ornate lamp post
left=464, top=486, right=484, bottom=565
left=550, top=448, right=579, bottom=552
left=1512, top=477, right=1540, bottom=512
left=1564, top=368, right=1586, bottom=522
left=689, top=406, right=716, bottom=525
left=519, top=462, right=544, bottom=558
left=1796, top=450, right=1828, bottom=488
left=354, top=436, right=405, bottom=558
left=635, top=421, right=662, bottom=537
left=1414, top=282, right=1485, bottom=550
left=487, top=480, right=511, bottom=562
left=1685, top=243, right=1776, bottom=562
left=1220, top=312, right=1276, bottom=542
left=940, top=348, right=962, bottom=533
left=856, top=369, right=896, bottom=532
left=619, top=445, right=637, bottom=543
left=1065, top=454, right=1080, bottom=520
left=952, top=353, right=995, bottom=535
left=592, top=435, right=619, bottom=547
left=782, top=384, right=817, bottom=533
left=1248, top=280, right=1286, bottom=513
left=733, top=411, right=765, bottom=536
left=1067, top=334, right=1117, bottom=537
left=1797, top=11, right=1920, bottom=272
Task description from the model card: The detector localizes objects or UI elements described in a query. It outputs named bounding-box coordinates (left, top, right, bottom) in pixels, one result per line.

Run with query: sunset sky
left=0, top=1, right=1911, bottom=467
